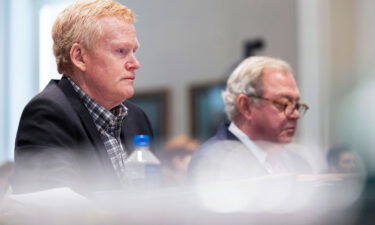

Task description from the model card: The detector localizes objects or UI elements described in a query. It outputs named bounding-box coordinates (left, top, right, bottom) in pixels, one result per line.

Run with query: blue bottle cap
left=134, top=135, right=150, bottom=147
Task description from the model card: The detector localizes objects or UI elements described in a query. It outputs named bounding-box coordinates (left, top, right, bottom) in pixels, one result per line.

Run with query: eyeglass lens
left=285, top=103, right=307, bottom=116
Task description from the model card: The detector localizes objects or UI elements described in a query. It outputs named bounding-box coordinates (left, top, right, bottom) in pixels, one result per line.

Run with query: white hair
left=222, top=56, right=292, bottom=121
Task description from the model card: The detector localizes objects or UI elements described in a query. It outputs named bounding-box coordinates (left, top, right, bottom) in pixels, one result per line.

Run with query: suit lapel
left=220, top=123, right=269, bottom=175
left=120, top=118, right=129, bottom=154
left=216, top=123, right=239, bottom=141
left=120, top=109, right=136, bottom=155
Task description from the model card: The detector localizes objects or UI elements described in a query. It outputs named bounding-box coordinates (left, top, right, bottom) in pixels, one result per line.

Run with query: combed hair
left=52, top=0, right=135, bottom=75
left=222, top=56, right=292, bottom=121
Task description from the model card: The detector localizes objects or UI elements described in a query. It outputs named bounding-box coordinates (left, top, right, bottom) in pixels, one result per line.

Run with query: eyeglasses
left=248, top=94, right=309, bottom=116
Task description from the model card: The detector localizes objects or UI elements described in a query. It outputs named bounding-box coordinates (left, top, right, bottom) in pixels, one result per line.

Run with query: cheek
left=265, top=114, right=286, bottom=131
left=252, top=109, right=288, bottom=136
left=86, top=58, right=107, bottom=77
left=272, top=117, right=293, bottom=140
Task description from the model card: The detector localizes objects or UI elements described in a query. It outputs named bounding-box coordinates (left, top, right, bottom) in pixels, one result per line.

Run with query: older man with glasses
left=189, top=56, right=311, bottom=182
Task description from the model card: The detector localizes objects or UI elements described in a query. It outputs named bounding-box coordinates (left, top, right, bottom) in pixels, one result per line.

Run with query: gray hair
left=222, top=56, right=292, bottom=121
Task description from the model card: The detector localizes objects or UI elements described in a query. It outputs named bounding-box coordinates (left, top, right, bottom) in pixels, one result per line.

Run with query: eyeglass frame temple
left=247, top=94, right=309, bottom=115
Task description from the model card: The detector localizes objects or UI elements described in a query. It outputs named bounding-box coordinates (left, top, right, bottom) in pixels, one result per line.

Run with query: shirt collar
left=228, top=122, right=268, bottom=165
left=66, top=76, right=128, bottom=132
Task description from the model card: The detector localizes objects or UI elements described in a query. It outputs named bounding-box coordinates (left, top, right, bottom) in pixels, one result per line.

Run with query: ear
left=70, top=43, right=87, bottom=72
left=236, top=94, right=253, bottom=120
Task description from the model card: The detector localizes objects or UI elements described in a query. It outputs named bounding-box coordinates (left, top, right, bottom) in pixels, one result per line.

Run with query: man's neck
left=233, top=119, right=286, bottom=153
left=254, top=140, right=285, bottom=154
left=66, top=73, right=120, bottom=110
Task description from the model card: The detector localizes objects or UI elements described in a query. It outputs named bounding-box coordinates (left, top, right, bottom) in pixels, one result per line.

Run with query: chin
left=120, top=88, right=134, bottom=100
left=278, top=136, right=293, bottom=143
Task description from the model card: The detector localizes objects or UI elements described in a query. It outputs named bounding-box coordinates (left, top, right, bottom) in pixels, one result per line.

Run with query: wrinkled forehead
left=261, top=68, right=300, bottom=99
left=98, top=16, right=136, bottom=34
left=96, top=17, right=138, bottom=43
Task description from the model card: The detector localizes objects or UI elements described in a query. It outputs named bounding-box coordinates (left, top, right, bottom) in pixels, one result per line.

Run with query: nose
left=288, top=106, right=301, bottom=119
left=125, top=54, right=141, bottom=71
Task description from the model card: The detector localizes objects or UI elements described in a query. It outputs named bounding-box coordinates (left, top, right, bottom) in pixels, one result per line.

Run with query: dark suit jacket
left=188, top=124, right=311, bottom=183
left=12, top=77, right=153, bottom=194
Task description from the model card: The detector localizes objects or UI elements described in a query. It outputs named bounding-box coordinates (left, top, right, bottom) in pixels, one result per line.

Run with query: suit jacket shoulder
left=188, top=124, right=268, bottom=183
left=12, top=78, right=153, bottom=194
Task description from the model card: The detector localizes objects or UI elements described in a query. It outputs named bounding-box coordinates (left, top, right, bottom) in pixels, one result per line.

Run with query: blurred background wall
left=0, top=0, right=374, bottom=171
left=126, top=0, right=298, bottom=146
left=0, top=0, right=7, bottom=163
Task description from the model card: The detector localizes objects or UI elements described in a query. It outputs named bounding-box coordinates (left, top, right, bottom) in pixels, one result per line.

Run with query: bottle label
left=145, top=164, right=161, bottom=188
left=123, top=163, right=145, bottom=187
left=123, top=163, right=161, bottom=189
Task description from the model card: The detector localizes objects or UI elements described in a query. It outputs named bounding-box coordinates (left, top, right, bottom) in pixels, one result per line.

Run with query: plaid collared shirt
left=67, top=76, right=128, bottom=183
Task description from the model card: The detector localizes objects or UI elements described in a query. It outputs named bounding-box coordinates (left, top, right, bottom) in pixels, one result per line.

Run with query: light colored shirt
left=228, top=122, right=276, bottom=174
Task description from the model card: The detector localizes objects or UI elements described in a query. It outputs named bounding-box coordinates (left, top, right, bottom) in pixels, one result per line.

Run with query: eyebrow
left=111, top=40, right=139, bottom=48
left=273, top=94, right=300, bottom=102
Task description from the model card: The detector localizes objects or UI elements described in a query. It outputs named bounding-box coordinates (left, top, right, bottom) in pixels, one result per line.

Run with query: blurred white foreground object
left=9, top=187, right=91, bottom=208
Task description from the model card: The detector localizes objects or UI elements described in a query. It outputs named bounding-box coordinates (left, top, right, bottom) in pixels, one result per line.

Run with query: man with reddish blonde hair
left=12, top=0, right=153, bottom=194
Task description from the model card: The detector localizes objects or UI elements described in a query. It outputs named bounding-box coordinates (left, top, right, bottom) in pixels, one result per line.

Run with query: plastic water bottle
left=123, top=135, right=161, bottom=189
